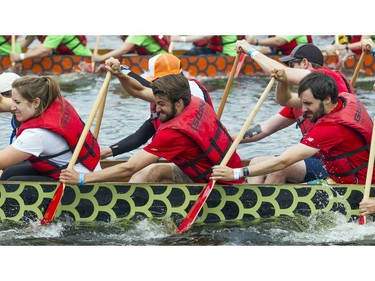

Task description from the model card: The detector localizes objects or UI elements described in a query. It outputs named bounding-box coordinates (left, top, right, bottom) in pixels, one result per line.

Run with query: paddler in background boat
left=325, top=35, right=375, bottom=56
left=91, top=35, right=171, bottom=63
left=325, top=35, right=375, bottom=69
left=211, top=70, right=375, bottom=185
left=0, top=75, right=101, bottom=181
left=0, top=35, right=22, bottom=55
left=100, top=53, right=213, bottom=155
left=170, top=35, right=242, bottom=56
left=233, top=42, right=354, bottom=184
left=60, top=73, right=244, bottom=185
left=0, top=72, right=21, bottom=144
left=10, top=35, right=92, bottom=63
left=245, top=35, right=313, bottom=55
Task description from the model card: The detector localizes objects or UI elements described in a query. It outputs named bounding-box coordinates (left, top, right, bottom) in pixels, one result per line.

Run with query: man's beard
left=159, top=104, right=177, bottom=123
left=307, top=101, right=325, bottom=123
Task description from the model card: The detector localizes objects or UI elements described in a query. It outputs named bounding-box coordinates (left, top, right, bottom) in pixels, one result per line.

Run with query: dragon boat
left=0, top=180, right=372, bottom=225
left=1, top=52, right=375, bottom=78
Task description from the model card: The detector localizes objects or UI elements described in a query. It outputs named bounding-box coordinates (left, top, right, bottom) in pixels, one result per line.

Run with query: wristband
left=120, top=65, right=130, bottom=72
left=242, top=167, right=250, bottom=177
left=78, top=173, right=85, bottom=186
left=19, top=53, right=25, bottom=61
left=247, top=48, right=260, bottom=58
left=233, top=168, right=244, bottom=180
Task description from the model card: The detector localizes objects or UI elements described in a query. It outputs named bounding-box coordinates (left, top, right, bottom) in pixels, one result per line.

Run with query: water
left=1, top=36, right=375, bottom=280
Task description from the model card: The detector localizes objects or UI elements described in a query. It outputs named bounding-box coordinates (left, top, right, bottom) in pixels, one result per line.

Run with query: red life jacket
left=313, top=93, right=373, bottom=183
left=0, top=35, right=19, bottom=46
left=16, top=98, right=100, bottom=180
left=277, top=35, right=313, bottom=55
left=194, top=40, right=208, bottom=47
left=347, top=35, right=363, bottom=55
left=157, top=96, right=244, bottom=184
left=150, top=79, right=214, bottom=131
left=207, top=36, right=245, bottom=53
left=135, top=36, right=170, bottom=55
left=37, top=35, right=88, bottom=55
left=294, top=67, right=355, bottom=136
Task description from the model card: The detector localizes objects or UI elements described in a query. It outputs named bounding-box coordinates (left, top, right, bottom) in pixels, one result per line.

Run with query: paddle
left=350, top=44, right=372, bottom=87
left=234, top=52, right=246, bottom=77
left=216, top=52, right=241, bottom=119
left=93, top=72, right=110, bottom=139
left=91, top=35, right=101, bottom=73
left=359, top=115, right=375, bottom=225
left=177, top=76, right=276, bottom=234
left=41, top=71, right=112, bottom=224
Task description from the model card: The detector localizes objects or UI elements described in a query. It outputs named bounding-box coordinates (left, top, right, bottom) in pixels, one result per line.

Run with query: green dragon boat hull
left=0, top=182, right=372, bottom=224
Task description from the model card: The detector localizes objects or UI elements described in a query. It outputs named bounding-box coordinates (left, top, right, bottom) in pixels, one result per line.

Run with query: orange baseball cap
left=146, top=54, right=182, bottom=82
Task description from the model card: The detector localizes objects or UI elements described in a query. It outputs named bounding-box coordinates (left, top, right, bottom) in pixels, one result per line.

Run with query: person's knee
left=146, top=165, right=173, bottom=182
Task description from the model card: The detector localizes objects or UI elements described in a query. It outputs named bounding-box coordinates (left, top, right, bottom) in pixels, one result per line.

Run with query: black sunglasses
left=288, top=59, right=302, bottom=67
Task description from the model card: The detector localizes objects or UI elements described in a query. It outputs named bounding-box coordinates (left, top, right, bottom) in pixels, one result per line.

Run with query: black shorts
left=303, top=157, right=328, bottom=182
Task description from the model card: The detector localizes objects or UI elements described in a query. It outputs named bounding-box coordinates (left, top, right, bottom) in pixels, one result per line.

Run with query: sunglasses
left=288, top=59, right=302, bottom=67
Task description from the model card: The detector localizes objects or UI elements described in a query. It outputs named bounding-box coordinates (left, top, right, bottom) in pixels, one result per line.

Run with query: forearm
left=241, top=124, right=268, bottom=142
left=256, top=37, right=287, bottom=48
left=116, top=71, right=154, bottom=102
left=84, top=163, right=136, bottom=183
left=172, top=35, right=211, bottom=43
left=24, top=45, right=52, bottom=59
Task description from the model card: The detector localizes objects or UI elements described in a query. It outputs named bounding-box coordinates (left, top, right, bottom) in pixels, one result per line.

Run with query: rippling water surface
left=1, top=36, right=375, bottom=280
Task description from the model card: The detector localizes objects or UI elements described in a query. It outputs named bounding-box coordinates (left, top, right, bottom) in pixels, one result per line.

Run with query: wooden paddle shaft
left=68, top=71, right=111, bottom=169
left=220, top=77, right=275, bottom=167
left=363, top=115, right=375, bottom=200
left=91, top=35, right=101, bottom=72
left=93, top=77, right=110, bottom=138
left=351, top=45, right=372, bottom=87
left=216, top=52, right=241, bottom=119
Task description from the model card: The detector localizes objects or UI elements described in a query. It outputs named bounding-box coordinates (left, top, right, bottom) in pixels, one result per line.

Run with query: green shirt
left=220, top=35, right=239, bottom=56
left=0, top=36, right=22, bottom=55
left=43, top=35, right=92, bottom=56
left=126, top=35, right=168, bottom=55
left=279, top=35, right=310, bottom=44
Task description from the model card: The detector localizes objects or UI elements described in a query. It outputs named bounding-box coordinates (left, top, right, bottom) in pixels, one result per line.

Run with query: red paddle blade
left=234, top=53, right=245, bottom=77
left=41, top=182, right=65, bottom=225
left=359, top=215, right=366, bottom=225
left=177, top=180, right=215, bottom=234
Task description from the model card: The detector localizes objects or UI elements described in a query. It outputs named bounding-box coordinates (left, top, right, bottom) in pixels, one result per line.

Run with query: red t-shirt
left=144, top=128, right=244, bottom=184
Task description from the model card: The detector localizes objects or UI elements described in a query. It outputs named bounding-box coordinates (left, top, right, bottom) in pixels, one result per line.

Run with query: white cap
left=0, top=72, right=20, bottom=93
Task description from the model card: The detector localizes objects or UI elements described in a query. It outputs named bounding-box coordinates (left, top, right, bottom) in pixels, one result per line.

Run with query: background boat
left=1, top=52, right=375, bottom=78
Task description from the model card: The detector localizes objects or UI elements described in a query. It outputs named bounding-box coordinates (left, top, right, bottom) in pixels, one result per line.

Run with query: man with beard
left=211, top=70, right=374, bottom=185
left=60, top=73, right=244, bottom=185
